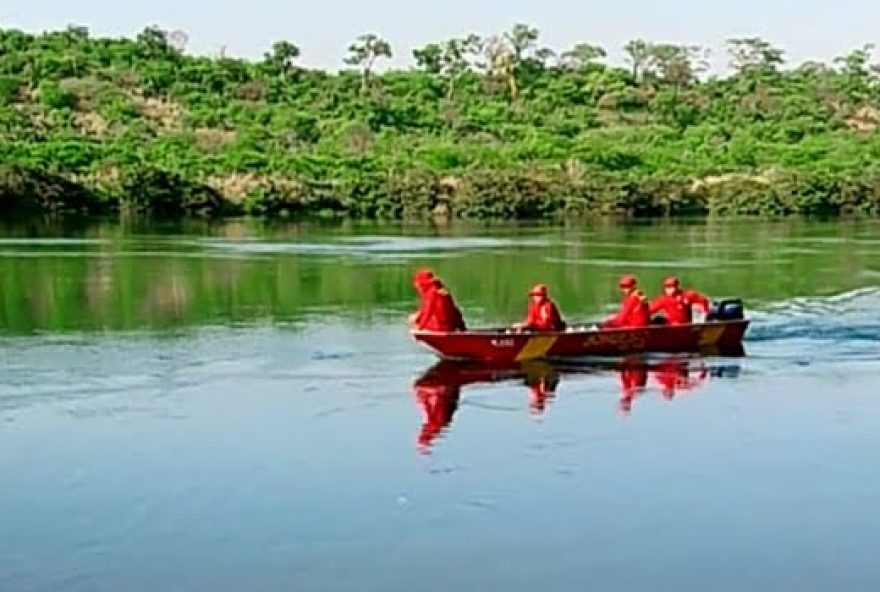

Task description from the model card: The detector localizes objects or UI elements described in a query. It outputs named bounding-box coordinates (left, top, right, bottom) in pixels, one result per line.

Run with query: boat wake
left=745, top=287, right=880, bottom=364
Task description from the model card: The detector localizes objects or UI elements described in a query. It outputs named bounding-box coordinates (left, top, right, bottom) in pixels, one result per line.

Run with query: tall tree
left=504, top=23, right=539, bottom=61
left=168, top=30, right=189, bottom=54
left=727, top=38, right=785, bottom=75
left=414, top=35, right=481, bottom=99
left=483, top=35, right=518, bottom=99
left=835, top=44, right=875, bottom=79
left=833, top=44, right=878, bottom=103
left=264, top=40, right=301, bottom=76
left=412, top=43, right=443, bottom=75
left=647, top=44, right=709, bottom=87
left=345, top=33, right=392, bottom=92
left=560, top=43, right=607, bottom=71
left=63, top=25, right=90, bottom=42
left=136, top=26, right=173, bottom=57
left=624, top=39, right=652, bottom=81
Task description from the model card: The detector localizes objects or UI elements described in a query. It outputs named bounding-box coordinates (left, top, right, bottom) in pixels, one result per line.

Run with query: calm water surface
left=1, top=220, right=880, bottom=591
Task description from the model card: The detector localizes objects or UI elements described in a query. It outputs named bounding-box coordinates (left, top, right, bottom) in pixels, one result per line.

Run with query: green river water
left=1, top=219, right=879, bottom=591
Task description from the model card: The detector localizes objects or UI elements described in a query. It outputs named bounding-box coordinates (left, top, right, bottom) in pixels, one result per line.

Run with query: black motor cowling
left=706, top=298, right=745, bottom=321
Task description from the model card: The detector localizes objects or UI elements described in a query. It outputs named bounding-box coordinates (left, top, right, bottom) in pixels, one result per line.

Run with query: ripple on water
left=543, top=257, right=712, bottom=269
left=746, top=287, right=880, bottom=367
left=187, top=235, right=553, bottom=258
left=0, top=238, right=108, bottom=246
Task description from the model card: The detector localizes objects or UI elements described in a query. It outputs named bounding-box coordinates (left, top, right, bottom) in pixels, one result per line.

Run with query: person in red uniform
left=602, top=275, right=650, bottom=329
left=649, top=277, right=711, bottom=326
left=408, top=268, right=436, bottom=327
left=411, top=277, right=466, bottom=332
left=514, top=284, right=566, bottom=332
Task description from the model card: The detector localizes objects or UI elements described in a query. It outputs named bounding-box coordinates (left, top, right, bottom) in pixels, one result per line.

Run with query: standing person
left=649, top=277, right=711, bottom=325
left=411, top=276, right=466, bottom=332
left=514, top=284, right=566, bottom=332
left=601, top=275, right=650, bottom=329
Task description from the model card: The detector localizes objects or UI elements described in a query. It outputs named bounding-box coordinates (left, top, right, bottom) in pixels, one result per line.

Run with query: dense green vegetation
left=3, top=25, right=880, bottom=218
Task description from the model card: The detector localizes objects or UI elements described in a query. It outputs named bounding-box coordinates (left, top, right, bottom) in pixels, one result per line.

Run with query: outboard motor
left=706, top=298, right=745, bottom=321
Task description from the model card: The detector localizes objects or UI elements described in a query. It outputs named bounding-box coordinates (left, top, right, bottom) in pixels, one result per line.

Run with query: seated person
left=601, top=275, right=650, bottom=329
left=411, top=276, right=466, bottom=332
left=649, top=276, right=711, bottom=325
left=513, top=284, right=566, bottom=332
left=408, top=268, right=436, bottom=327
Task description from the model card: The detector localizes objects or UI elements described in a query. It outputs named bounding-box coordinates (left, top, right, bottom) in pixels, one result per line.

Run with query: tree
left=647, top=44, right=710, bottom=89
left=168, top=30, right=189, bottom=53
left=63, top=25, right=90, bottom=42
left=414, top=35, right=481, bottom=99
left=483, top=35, right=518, bottom=99
left=835, top=44, right=875, bottom=79
left=624, top=39, right=652, bottom=81
left=412, top=43, right=443, bottom=75
left=534, top=47, right=556, bottom=68
left=264, top=40, right=301, bottom=76
left=136, top=26, right=172, bottom=57
left=645, top=44, right=709, bottom=123
left=504, top=23, right=539, bottom=61
left=560, top=43, right=607, bottom=71
left=345, top=34, right=392, bottom=92
left=834, top=45, right=878, bottom=103
left=727, top=38, right=785, bottom=75
left=478, top=25, right=551, bottom=100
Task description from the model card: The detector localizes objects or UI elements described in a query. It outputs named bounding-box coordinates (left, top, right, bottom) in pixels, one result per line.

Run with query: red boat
left=412, top=319, right=749, bottom=363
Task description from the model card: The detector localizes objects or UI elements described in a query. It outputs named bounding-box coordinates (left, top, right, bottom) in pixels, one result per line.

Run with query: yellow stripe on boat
left=697, top=325, right=726, bottom=348
left=516, top=336, right=558, bottom=361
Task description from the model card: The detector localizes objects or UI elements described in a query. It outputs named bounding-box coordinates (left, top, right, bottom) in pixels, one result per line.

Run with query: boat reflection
left=413, top=355, right=741, bottom=454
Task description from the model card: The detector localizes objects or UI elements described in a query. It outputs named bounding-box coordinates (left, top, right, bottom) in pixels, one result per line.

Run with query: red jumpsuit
left=603, top=291, right=650, bottom=329
left=412, top=283, right=433, bottom=324
left=414, top=284, right=466, bottom=332
left=650, top=290, right=710, bottom=325
left=523, top=298, right=565, bottom=332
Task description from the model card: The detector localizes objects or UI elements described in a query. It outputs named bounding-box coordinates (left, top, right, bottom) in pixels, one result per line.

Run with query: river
left=1, top=219, right=879, bottom=591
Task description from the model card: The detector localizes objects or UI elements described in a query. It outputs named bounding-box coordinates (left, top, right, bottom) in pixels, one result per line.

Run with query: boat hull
left=412, top=320, right=749, bottom=363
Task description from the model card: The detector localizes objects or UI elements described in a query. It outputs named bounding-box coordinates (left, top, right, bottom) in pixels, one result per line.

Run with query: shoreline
left=3, top=164, right=880, bottom=219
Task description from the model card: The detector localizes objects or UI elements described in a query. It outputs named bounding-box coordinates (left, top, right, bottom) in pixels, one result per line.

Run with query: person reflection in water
left=652, top=358, right=709, bottom=401
left=616, top=357, right=711, bottom=414
left=412, top=356, right=720, bottom=453
left=413, top=367, right=461, bottom=455
left=618, top=357, right=649, bottom=416
left=523, top=361, right=561, bottom=416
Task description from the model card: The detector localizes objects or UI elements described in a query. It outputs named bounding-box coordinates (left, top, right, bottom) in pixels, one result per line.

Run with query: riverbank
left=3, top=164, right=880, bottom=219
left=3, top=27, right=880, bottom=219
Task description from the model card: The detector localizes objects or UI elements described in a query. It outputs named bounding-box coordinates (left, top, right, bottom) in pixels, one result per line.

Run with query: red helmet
left=529, top=283, right=548, bottom=297
left=413, top=268, right=435, bottom=287
left=618, top=274, right=637, bottom=289
left=664, top=276, right=680, bottom=288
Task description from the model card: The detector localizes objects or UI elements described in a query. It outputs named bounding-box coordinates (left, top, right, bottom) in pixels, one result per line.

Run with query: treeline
left=3, top=25, right=880, bottom=218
